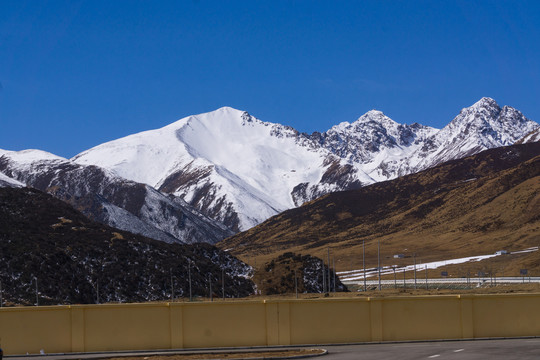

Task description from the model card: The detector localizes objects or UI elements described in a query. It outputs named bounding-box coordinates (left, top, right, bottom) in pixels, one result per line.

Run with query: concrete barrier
left=1, top=294, right=539, bottom=355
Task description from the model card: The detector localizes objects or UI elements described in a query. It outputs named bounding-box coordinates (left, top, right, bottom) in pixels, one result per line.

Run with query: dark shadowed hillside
left=253, top=252, right=348, bottom=295
left=0, top=187, right=253, bottom=305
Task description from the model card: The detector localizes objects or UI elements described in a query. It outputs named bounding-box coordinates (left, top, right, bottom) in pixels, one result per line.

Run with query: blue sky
left=1, top=0, right=539, bottom=158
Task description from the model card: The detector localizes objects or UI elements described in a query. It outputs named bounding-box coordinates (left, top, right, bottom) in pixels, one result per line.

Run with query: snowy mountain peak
left=0, top=149, right=68, bottom=179
left=471, top=96, right=499, bottom=109
left=364, top=109, right=386, bottom=117
left=0, top=149, right=67, bottom=164
left=354, top=109, right=393, bottom=124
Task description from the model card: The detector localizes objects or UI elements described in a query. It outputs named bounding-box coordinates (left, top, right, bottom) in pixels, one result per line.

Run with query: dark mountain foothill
left=0, top=187, right=253, bottom=306
left=253, top=252, right=348, bottom=295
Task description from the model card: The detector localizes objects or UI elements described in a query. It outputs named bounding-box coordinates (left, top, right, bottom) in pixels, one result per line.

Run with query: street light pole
left=321, top=259, right=326, bottom=293
left=378, top=240, right=381, bottom=291
left=327, top=248, right=331, bottom=294
left=333, top=256, right=336, bottom=293
left=403, top=268, right=406, bottom=289
left=209, top=274, right=212, bottom=302
left=35, top=277, right=39, bottom=306
left=170, top=269, right=174, bottom=301
left=188, top=260, right=192, bottom=301
left=425, top=265, right=428, bottom=290
left=294, top=269, right=298, bottom=299
left=414, top=253, right=417, bottom=290
left=363, top=240, right=366, bottom=292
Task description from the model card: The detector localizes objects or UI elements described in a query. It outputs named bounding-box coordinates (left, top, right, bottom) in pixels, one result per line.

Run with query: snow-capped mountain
left=0, top=149, right=233, bottom=244
left=397, top=97, right=538, bottom=175
left=73, top=107, right=372, bottom=231
left=72, top=98, right=538, bottom=233
left=310, top=110, right=439, bottom=181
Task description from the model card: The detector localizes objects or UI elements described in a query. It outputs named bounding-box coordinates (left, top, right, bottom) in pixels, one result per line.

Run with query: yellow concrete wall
left=1, top=294, right=540, bottom=355
left=0, top=306, right=72, bottom=354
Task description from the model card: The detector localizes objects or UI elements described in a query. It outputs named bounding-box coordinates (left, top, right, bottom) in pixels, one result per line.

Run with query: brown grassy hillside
left=218, top=143, right=540, bottom=276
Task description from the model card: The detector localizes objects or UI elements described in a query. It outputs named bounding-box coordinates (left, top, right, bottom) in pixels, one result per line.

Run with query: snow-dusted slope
left=518, top=126, right=540, bottom=144
left=400, top=97, right=538, bottom=174
left=312, top=110, right=439, bottom=181
left=0, top=170, right=25, bottom=187
left=0, top=149, right=233, bottom=244
left=72, top=98, right=538, bottom=233
left=74, top=107, right=370, bottom=231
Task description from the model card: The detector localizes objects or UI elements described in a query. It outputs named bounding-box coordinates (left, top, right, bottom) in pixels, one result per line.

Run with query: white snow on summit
left=64, top=98, right=540, bottom=233
left=73, top=107, right=359, bottom=230
left=72, top=99, right=538, bottom=232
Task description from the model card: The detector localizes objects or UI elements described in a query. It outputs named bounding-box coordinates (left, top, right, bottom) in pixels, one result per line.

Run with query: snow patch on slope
left=0, top=171, right=25, bottom=187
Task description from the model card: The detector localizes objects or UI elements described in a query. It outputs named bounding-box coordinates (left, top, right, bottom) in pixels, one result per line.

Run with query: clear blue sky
left=1, top=0, right=539, bottom=158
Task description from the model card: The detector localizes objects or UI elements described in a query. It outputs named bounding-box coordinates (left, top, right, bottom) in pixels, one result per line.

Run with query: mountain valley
left=219, top=142, right=540, bottom=277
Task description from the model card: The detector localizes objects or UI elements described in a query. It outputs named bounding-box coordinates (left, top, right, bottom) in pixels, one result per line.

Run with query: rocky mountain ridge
left=0, top=149, right=233, bottom=244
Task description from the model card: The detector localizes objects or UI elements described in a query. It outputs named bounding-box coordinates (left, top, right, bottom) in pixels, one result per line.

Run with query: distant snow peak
left=362, top=109, right=386, bottom=119
left=472, top=96, right=499, bottom=108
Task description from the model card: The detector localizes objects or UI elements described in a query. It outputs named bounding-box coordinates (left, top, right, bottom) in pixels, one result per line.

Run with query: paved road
left=6, top=338, right=540, bottom=360
left=322, top=338, right=540, bottom=359
left=342, top=277, right=540, bottom=287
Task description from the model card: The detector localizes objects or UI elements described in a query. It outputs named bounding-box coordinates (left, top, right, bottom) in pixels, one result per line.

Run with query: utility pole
left=35, top=277, right=39, bottom=306
left=414, top=253, right=417, bottom=290
left=0, top=279, right=3, bottom=307
left=378, top=240, right=381, bottom=291
left=403, top=268, right=406, bottom=289
left=363, top=240, right=366, bottom=292
left=209, top=274, right=212, bottom=302
left=222, top=268, right=225, bottom=301
left=170, top=269, right=174, bottom=301
left=393, top=266, right=397, bottom=289
left=425, top=265, right=428, bottom=290
left=188, top=260, right=192, bottom=301
left=294, top=269, right=298, bottom=299
left=321, top=260, right=326, bottom=293
left=333, top=256, right=336, bottom=293
left=96, top=280, right=99, bottom=304
left=327, top=248, right=331, bottom=294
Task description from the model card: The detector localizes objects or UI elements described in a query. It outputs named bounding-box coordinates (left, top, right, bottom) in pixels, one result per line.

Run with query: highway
left=6, top=338, right=540, bottom=360
left=321, top=338, right=540, bottom=359
left=342, top=276, right=540, bottom=288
